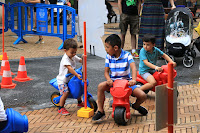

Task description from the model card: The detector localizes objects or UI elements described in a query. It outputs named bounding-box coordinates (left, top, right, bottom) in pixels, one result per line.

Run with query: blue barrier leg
left=13, top=6, right=27, bottom=45
left=58, top=42, right=64, bottom=50
left=13, top=37, right=28, bottom=44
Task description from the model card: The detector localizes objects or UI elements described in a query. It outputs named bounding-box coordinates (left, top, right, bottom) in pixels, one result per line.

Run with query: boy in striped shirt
left=92, top=34, right=148, bottom=122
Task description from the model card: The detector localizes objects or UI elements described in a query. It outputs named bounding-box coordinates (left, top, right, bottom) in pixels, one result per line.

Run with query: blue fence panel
left=9, top=2, right=77, bottom=49
left=0, top=2, right=9, bottom=34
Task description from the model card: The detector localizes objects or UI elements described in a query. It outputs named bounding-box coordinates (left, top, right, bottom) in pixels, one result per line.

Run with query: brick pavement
left=1, top=2, right=200, bottom=132
left=22, top=84, right=200, bottom=133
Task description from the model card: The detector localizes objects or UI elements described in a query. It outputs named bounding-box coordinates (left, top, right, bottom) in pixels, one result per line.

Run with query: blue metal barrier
left=0, top=2, right=9, bottom=34
left=7, top=2, right=76, bottom=49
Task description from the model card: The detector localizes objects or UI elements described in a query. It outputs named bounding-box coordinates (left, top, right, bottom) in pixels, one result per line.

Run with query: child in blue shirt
left=139, top=34, right=176, bottom=91
left=92, top=34, right=148, bottom=122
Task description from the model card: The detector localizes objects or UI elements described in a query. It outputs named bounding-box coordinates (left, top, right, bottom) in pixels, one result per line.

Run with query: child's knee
left=148, top=80, right=156, bottom=87
left=151, top=81, right=157, bottom=87
left=98, top=82, right=108, bottom=92
left=62, top=92, right=69, bottom=98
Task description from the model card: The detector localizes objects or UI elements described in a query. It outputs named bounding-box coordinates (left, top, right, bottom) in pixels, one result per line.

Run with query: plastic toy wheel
left=88, top=97, right=98, bottom=112
left=183, top=55, right=194, bottom=68
left=165, top=54, right=175, bottom=64
left=51, top=92, right=60, bottom=107
left=114, top=107, right=128, bottom=125
left=136, top=82, right=149, bottom=94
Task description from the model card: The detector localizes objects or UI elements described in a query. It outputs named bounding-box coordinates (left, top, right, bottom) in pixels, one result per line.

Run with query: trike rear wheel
left=88, top=97, right=98, bottom=112
left=114, top=107, right=128, bottom=125
left=51, top=92, right=60, bottom=107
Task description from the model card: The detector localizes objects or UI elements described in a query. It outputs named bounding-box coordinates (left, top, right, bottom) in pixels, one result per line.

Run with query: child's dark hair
left=105, top=34, right=121, bottom=48
left=142, top=34, right=156, bottom=44
left=63, top=39, right=78, bottom=50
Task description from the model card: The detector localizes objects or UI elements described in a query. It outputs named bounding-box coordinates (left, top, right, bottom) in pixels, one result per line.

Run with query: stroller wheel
left=183, top=55, right=194, bottom=68
left=115, top=16, right=117, bottom=23
left=191, top=49, right=196, bottom=58
left=165, top=54, right=175, bottom=64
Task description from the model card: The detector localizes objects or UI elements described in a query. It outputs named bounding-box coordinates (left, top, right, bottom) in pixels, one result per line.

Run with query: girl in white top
left=56, top=39, right=83, bottom=115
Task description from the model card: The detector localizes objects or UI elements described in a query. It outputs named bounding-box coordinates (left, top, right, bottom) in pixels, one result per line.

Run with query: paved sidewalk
left=23, top=84, right=200, bottom=133
left=0, top=2, right=200, bottom=133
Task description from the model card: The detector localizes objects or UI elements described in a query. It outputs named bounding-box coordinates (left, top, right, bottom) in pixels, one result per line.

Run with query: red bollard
left=168, top=63, right=174, bottom=133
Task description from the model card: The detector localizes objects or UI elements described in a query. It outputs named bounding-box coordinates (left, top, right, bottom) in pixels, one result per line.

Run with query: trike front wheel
left=114, top=107, right=128, bottom=125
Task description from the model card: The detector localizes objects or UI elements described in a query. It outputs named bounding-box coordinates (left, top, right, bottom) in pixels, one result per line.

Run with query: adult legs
left=131, top=34, right=136, bottom=51
left=121, top=34, right=126, bottom=49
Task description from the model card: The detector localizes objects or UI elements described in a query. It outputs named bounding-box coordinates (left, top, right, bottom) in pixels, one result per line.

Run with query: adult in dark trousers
left=138, top=0, right=176, bottom=52
left=23, top=0, right=48, bottom=44
left=118, top=0, right=141, bottom=59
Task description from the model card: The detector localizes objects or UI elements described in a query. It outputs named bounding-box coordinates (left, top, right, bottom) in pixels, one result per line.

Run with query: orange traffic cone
left=0, top=61, right=16, bottom=89
left=13, top=56, right=33, bottom=82
left=0, top=52, right=15, bottom=75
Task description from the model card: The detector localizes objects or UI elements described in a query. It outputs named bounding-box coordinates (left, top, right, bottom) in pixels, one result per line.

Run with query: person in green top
left=118, top=0, right=141, bottom=58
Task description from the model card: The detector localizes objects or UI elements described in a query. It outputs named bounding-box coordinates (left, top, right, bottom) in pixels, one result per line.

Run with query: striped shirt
left=105, top=49, right=134, bottom=80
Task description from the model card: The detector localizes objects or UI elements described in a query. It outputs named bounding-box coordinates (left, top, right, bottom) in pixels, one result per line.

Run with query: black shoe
left=92, top=111, right=105, bottom=122
left=132, top=104, right=148, bottom=116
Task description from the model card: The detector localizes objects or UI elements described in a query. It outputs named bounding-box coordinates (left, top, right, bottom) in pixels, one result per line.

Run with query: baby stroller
left=165, top=7, right=196, bottom=68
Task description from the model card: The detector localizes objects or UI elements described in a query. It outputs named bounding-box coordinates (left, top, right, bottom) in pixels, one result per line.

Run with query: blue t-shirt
left=105, top=49, right=134, bottom=80
left=139, top=47, right=164, bottom=75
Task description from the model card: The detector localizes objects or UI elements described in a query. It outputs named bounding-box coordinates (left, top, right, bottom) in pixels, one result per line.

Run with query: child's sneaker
left=77, top=102, right=84, bottom=107
left=35, top=38, right=44, bottom=44
left=58, top=108, right=70, bottom=115
left=132, top=52, right=139, bottom=59
left=132, top=104, right=148, bottom=116
left=92, top=111, right=106, bottom=122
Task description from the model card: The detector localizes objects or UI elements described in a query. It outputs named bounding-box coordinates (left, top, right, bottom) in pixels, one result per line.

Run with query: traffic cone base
left=0, top=83, right=16, bottom=89
left=13, top=77, right=33, bottom=82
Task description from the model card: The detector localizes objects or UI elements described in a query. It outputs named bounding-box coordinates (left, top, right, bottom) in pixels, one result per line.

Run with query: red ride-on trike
left=110, top=80, right=132, bottom=125
left=136, top=65, right=177, bottom=94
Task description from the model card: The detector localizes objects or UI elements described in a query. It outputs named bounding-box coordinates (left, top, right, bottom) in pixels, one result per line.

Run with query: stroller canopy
left=165, top=7, right=193, bottom=46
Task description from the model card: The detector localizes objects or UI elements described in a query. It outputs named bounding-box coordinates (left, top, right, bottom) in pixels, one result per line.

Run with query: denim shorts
left=141, top=72, right=152, bottom=80
left=58, top=84, right=69, bottom=95
left=129, top=84, right=138, bottom=91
